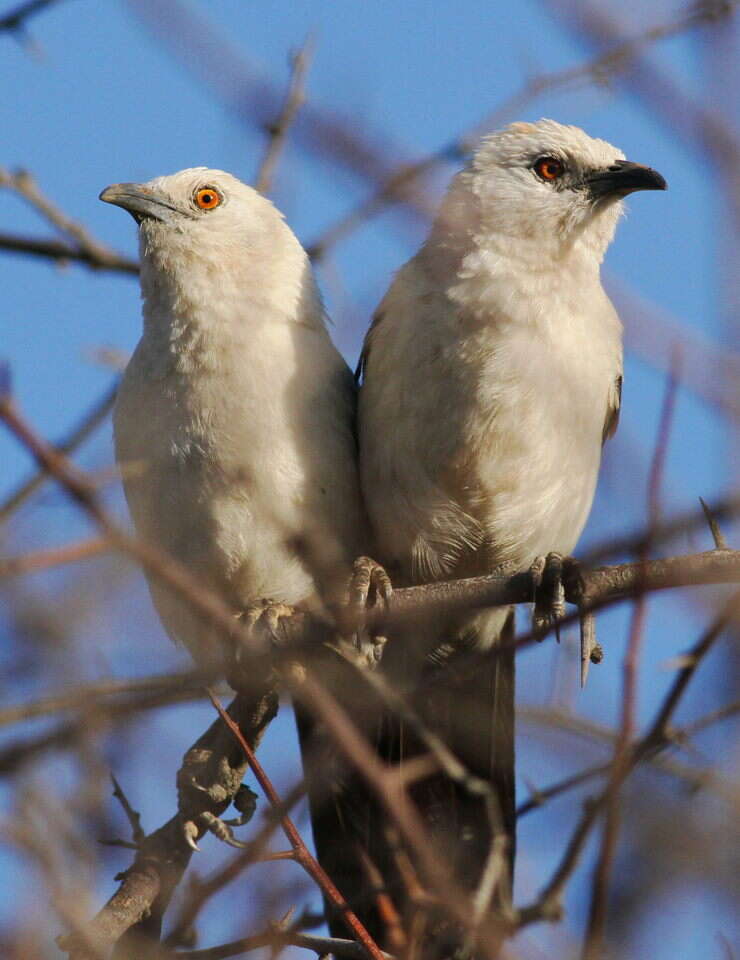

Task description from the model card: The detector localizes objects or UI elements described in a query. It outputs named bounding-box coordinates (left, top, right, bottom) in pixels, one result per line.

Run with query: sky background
left=0, top=1, right=737, bottom=957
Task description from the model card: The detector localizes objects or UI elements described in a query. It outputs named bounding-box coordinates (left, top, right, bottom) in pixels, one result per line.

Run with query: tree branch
left=59, top=689, right=279, bottom=960
left=254, top=38, right=313, bottom=195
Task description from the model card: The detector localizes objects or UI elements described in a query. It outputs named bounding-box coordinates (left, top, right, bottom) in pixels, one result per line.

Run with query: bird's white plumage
left=112, top=168, right=363, bottom=658
left=359, top=120, right=629, bottom=623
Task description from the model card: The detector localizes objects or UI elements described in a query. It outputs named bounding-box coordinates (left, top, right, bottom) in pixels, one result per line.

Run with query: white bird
left=100, top=168, right=367, bottom=664
left=353, top=119, right=665, bottom=950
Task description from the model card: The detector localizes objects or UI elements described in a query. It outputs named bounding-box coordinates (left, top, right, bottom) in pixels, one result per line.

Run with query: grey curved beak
left=586, top=161, right=667, bottom=199
left=99, top=183, right=184, bottom=223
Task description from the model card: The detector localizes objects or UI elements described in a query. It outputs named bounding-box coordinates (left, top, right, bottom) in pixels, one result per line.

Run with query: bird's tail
left=295, top=609, right=516, bottom=956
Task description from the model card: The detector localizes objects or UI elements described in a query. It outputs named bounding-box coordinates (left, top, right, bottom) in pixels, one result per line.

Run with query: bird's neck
left=421, top=228, right=604, bottom=329
left=137, top=249, right=323, bottom=375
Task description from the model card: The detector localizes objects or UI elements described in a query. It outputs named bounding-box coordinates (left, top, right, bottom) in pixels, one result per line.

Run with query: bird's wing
left=602, top=373, right=623, bottom=445
left=354, top=308, right=385, bottom=384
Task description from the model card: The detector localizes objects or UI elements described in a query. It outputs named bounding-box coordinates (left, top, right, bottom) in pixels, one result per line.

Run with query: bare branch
left=0, top=230, right=138, bottom=272
left=0, top=537, right=110, bottom=578
left=0, top=0, right=69, bottom=33
left=174, top=930, right=395, bottom=960
left=583, top=367, right=678, bottom=958
left=306, top=2, right=737, bottom=259
left=59, top=689, right=279, bottom=959
left=516, top=596, right=737, bottom=930
left=0, top=167, right=139, bottom=273
left=110, top=775, right=145, bottom=845
left=0, top=380, right=118, bottom=525
left=254, top=39, right=313, bottom=195
left=206, top=688, right=385, bottom=960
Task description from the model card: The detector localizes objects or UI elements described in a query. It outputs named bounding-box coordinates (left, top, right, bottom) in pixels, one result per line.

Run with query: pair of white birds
left=101, top=119, right=664, bottom=950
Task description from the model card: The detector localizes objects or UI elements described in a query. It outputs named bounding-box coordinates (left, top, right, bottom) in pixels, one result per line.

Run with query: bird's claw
left=242, top=599, right=295, bottom=646
left=531, top=555, right=601, bottom=687
left=343, top=556, right=392, bottom=668
left=228, top=600, right=295, bottom=689
left=348, top=555, right=393, bottom=614
left=531, top=552, right=565, bottom=640
left=182, top=819, right=200, bottom=851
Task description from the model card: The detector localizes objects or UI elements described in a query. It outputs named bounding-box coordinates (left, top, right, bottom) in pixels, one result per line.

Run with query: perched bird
left=352, top=119, right=666, bottom=952
left=100, top=168, right=367, bottom=666
left=101, top=169, right=396, bottom=944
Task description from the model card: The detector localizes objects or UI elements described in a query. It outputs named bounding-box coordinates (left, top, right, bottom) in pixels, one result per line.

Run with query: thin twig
left=0, top=166, right=123, bottom=263
left=0, top=537, right=110, bottom=577
left=583, top=364, right=679, bottom=958
left=516, top=594, right=738, bottom=931
left=110, top=774, right=144, bottom=844
left=254, top=39, right=313, bottom=195
left=0, top=379, right=118, bottom=525
left=175, top=930, right=395, bottom=960
left=0, top=0, right=68, bottom=33
left=305, top=2, right=736, bottom=259
left=205, top=688, right=386, bottom=960
left=0, top=230, right=138, bottom=272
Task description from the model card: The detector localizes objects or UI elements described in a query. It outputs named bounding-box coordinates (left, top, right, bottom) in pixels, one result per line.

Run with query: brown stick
left=254, top=39, right=313, bottom=195
left=206, top=689, right=386, bottom=960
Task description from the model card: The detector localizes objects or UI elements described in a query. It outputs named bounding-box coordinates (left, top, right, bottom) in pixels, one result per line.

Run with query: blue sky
left=0, top=1, right=736, bottom=957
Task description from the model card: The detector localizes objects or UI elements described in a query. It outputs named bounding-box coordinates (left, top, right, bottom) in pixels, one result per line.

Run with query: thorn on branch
left=700, top=496, right=728, bottom=549
left=111, top=773, right=145, bottom=844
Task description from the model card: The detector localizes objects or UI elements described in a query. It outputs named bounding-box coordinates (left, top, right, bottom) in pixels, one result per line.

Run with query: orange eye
left=534, top=157, right=564, bottom=181
left=195, top=187, right=221, bottom=210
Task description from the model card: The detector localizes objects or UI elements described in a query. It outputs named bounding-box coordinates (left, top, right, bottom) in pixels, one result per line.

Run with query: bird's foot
left=341, top=555, right=392, bottom=668
left=560, top=558, right=601, bottom=688
left=242, top=599, right=295, bottom=644
left=227, top=599, right=295, bottom=690
left=531, top=554, right=602, bottom=687
left=182, top=784, right=258, bottom=851
left=530, top=552, right=566, bottom=640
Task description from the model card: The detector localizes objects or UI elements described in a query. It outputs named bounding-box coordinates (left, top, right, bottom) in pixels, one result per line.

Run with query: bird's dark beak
left=99, top=183, right=184, bottom=224
left=585, top=160, right=667, bottom=199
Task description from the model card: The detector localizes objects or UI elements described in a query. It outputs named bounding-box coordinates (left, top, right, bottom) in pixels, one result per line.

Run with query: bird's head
left=100, top=167, right=300, bottom=270
left=100, top=168, right=315, bottom=320
left=442, top=119, right=665, bottom=266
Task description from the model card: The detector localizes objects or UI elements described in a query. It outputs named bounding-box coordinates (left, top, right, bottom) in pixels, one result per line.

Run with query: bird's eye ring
left=533, top=157, right=564, bottom=182
left=194, top=187, right=222, bottom=210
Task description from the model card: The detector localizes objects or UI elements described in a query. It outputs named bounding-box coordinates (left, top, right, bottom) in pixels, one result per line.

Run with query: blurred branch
left=0, top=229, right=138, bottom=272
left=0, top=167, right=139, bottom=272
left=126, top=0, right=430, bottom=218
left=519, top=705, right=740, bottom=811
left=59, top=690, right=279, bottom=960
left=255, top=39, right=313, bottom=195
left=539, top=0, right=740, bottom=223
left=306, top=2, right=737, bottom=260
left=0, top=0, right=67, bottom=33
left=0, top=536, right=110, bottom=577
left=0, top=669, right=213, bottom=728
left=207, top=689, right=385, bottom=960
left=176, top=931, right=394, bottom=960
left=0, top=379, right=118, bottom=525
left=584, top=367, right=677, bottom=959
left=516, top=595, right=737, bottom=929
left=610, top=278, right=740, bottom=422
